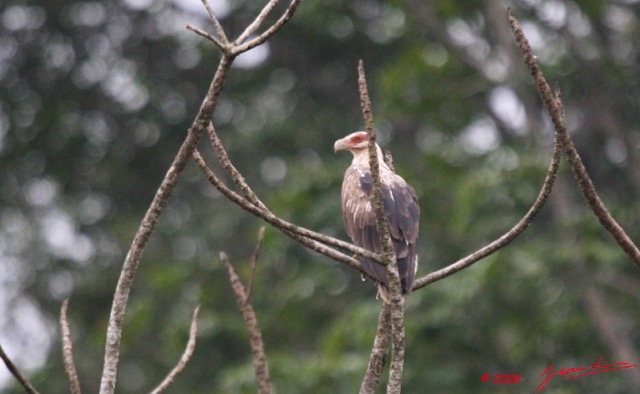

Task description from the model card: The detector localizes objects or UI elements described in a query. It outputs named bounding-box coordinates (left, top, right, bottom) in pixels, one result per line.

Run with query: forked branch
left=99, top=1, right=301, bottom=392
left=508, top=9, right=640, bottom=268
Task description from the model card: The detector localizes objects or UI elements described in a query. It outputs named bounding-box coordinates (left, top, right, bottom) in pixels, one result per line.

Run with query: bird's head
left=334, top=131, right=385, bottom=167
left=333, top=131, right=370, bottom=153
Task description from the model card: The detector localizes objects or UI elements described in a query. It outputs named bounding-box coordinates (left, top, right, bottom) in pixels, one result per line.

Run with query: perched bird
left=334, top=131, right=420, bottom=302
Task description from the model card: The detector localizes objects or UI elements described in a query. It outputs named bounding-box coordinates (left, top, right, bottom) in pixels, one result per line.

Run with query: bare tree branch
left=99, top=1, right=304, bottom=389
left=99, top=54, right=234, bottom=394
left=60, top=299, right=81, bottom=394
left=0, top=342, right=40, bottom=394
left=220, top=252, right=272, bottom=394
left=508, top=9, right=640, bottom=268
left=194, top=131, right=382, bottom=270
left=186, top=24, right=226, bottom=51
left=414, top=123, right=561, bottom=290
left=231, top=0, right=302, bottom=55
left=150, top=306, right=201, bottom=394
left=234, top=0, right=280, bottom=45
left=247, top=226, right=267, bottom=302
left=200, top=0, right=229, bottom=45
left=207, top=123, right=267, bottom=210
left=357, top=59, right=405, bottom=394
left=360, top=302, right=391, bottom=394
left=193, top=150, right=368, bottom=272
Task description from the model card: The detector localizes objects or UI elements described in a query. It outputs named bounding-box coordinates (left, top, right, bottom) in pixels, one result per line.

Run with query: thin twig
left=192, top=149, right=371, bottom=270
left=186, top=24, right=226, bottom=51
left=220, top=252, right=272, bottom=394
left=194, top=142, right=382, bottom=267
left=205, top=124, right=374, bottom=262
left=149, top=306, right=201, bottom=394
left=0, top=342, right=40, bottom=394
left=60, top=299, right=81, bottom=394
left=360, top=302, right=391, bottom=394
left=231, top=0, right=302, bottom=55
left=200, top=0, right=229, bottom=45
left=246, top=226, right=266, bottom=302
left=358, top=59, right=404, bottom=394
left=508, top=9, right=640, bottom=268
left=234, top=0, right=280, bottom=45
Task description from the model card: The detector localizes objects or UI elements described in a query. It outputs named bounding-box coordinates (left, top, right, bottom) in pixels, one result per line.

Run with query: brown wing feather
left=342, top=164, right=420, bottom=293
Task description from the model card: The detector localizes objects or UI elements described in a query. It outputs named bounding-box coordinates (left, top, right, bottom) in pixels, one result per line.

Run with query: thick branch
left=358, top=60, right=404, bottom=394
left=508, top=9, right=640, bottom=268
left=99, top=54, right=234, bottom=394
left=60, top=299, right=81, bottom=394
left=150, top=306, right=201, bottom=394
left=360, top=302, right=392, bottom=394
left=220, top=252, right=272, bottom=394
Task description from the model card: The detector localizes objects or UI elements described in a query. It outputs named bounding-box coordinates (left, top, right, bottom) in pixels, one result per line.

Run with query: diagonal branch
left=99, top=54, right=234, bottom=394
left=357, top=59, right=405, bottom=394
left=150, top=306, right=201, bottom=394
left=200, top=0, right=229, bottom=45
left=414, top=117, right=562, bottom=290
left=220, top=252, right=272, bottom=394
left=99, top=2, right=304, bottom=390
left=508, top=9, right=640, bottom=268
left=234, top=0, right=280, bottom=45
left=186, top=24, right=227, bottom=51
left=207, top=123, right=267, bottom=210
left=204, top=123, right=382, bottom=265
left=247, top=226, right=267, bottom=302
left=231, top=0, right=302, bottom=55
left=60, top=299, right=81, bottom=394
left=192, top=149, right=371, bottom=269
left=0, top=342, right=40, bottom=394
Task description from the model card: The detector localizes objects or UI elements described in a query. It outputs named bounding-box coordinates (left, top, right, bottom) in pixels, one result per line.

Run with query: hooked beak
left=333, top=138, right=348, bottom=153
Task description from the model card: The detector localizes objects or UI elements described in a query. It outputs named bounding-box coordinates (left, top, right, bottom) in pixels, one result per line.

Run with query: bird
left=334, top=131, right=420, bottom=302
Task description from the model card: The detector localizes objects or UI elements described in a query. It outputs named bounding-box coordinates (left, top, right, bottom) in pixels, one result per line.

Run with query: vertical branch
left=60, top=299, right=81, bottom=394
left=357, top=60, right=405, bottom=394
left=220, top=252, right=272, bottom=394
left=0, top=343, right=40, bottom=394
left=508, top=9, right=640, bottom=268
left=360, top=302, right=392, bottom=394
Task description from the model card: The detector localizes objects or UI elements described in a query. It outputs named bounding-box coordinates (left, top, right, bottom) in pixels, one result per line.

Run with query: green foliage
left=1, top=0, right=639, bottom=392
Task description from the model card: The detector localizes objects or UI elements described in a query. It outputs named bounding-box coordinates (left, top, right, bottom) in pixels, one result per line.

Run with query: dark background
left=1, top=0, right=639, bottom=392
